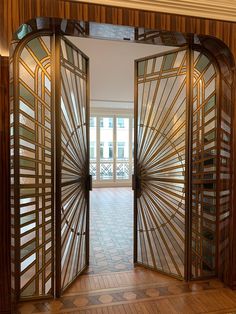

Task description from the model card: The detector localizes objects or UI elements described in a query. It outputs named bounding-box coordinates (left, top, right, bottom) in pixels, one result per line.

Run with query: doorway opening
left=69, top=35, right=176, bottom=276
left=10, top=20, right=233, bottom=302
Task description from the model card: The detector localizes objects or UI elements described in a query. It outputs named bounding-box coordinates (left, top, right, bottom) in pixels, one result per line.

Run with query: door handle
left=86, top=174, right=92, bottom=191
left=132, top=174, right=141, bottom=197
left=132, top=174, right=136, bottom=191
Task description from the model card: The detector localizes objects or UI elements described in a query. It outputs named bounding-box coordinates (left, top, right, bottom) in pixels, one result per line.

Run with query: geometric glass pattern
left=135, top=49, right=187, bottom=278
left=191, top=51, right=217, bottom=278
left=60, top=37, right=89, bottom=291
left=12, top=35, right=54, bottom=299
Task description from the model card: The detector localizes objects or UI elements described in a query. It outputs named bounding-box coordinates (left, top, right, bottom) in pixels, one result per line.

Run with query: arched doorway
left=10, top=19, right=234, bottom=302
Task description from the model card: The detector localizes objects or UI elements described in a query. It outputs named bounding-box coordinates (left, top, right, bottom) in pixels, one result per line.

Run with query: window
left=108, top=118, right=113, bottom=128
left=90, top=117, right=96, bottom=127
left=108, top=142, right=113, bottom=159
left=90, top=114, right=133, bottom=183
left=117, top=142, right=125, bottom=159
left=100, top=142, right=104, bottom=159
left=89, top=117, right=97, bottom=180
left=117, top=118, right=124, bottom=128
left=90, top=141, right=96, bottom=159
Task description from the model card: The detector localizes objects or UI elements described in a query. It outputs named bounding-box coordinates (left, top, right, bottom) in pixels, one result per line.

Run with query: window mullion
left=113, top=115, right=116, bottom=183
left=129, top=116, right=133, bottom=181
left=97, top=116, right=100, bottom=182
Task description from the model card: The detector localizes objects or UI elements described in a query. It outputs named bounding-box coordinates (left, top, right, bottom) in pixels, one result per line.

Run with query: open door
left=11, top=33, right=90, bottom=300
left=134, top=48, right=188, bottom=279
left=56, top=36, right=90, bottom=295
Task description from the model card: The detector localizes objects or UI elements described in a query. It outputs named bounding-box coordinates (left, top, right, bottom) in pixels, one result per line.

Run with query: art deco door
left=55, top=36, right=90, bottom=295
left=11, top=33, right=90, bottom=300
left=134, top=48, right=188, bottom=279
left=134, top=46, right=220, bottom=280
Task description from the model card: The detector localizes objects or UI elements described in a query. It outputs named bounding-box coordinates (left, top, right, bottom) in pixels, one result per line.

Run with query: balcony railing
left=90, top=159, right=131, bottom=181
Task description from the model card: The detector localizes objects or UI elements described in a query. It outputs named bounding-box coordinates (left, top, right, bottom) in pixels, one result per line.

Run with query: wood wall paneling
left=1, top=0, right=236, bottom=312
left=0, top=1, right=236, bottom=59
left=0, top=56, right=11, bottom=313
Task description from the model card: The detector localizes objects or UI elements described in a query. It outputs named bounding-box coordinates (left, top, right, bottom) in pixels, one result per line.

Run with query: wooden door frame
left=1, top=2, right=236, bottom=313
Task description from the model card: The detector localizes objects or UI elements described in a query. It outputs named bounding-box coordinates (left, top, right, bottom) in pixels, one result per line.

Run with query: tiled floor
left=86, top=187, right=133, bottom=274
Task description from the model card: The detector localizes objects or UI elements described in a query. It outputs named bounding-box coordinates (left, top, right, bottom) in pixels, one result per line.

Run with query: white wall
left=67, top=36, right=175, bottom=108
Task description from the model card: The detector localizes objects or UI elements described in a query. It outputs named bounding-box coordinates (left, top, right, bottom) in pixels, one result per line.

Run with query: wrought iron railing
left=90, top=159, right=131, bottom=181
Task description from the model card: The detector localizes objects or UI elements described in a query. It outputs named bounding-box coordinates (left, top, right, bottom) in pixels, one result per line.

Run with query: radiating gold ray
left=60, top=37, right=89, bottom=291
left=136, top=49, right=186, bottom=279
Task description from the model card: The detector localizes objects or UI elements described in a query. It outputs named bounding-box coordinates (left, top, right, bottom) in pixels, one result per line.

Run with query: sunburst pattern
left=135, top=49, right=187, bottom=278
left=60, top=37, right=89, bottom=291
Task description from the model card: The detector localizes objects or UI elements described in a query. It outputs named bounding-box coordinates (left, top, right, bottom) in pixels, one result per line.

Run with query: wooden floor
left=18, top=188, right=236, bottom=314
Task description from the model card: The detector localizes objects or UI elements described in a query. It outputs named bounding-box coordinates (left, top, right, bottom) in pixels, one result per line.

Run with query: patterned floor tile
left=85, top=187, right=133, bottom=274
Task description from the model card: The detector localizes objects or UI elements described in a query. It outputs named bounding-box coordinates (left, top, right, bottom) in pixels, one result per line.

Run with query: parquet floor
left=18, top=188, right=236, bottom=314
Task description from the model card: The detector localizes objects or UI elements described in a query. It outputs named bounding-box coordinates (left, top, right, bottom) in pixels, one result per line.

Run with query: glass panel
left=163, top=53, right=175, bottom=70
left=89, top=22, right=135, bottom=41
left=195, top=54, right=210, bottom=73
left=191, top=51, right=217, bottom=279
left=116, top=118, right=129, bottom=180
left=136, top=49, right=187, bottom=278
left=100, top=117, right=113, bottom=180
left=27, top=37, right=48, bottom=60
left=60, top=37, right=88, bottom=290
left=14, top=35, right=53, bottom=299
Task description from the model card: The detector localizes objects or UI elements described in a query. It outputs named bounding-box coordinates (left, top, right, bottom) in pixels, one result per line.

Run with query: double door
left=12, top=34, right=218, bottom=300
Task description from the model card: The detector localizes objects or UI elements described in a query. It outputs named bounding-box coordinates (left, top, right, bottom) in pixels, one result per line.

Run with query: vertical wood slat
left=1, top=0, right=236, bottom=59
left=0, top=56, right=11, bottom=314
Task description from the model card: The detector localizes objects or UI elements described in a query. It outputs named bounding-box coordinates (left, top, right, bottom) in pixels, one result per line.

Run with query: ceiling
left=68, top=36, right=174, bottom=108
left=76, top=0, right=236, bottom=22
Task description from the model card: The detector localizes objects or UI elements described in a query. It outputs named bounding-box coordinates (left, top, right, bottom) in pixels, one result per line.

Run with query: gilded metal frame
left=134, top=46, right=188, bottom=280
left=10, top=17, right=233, bottom=302
left=190, top=45, right=220, bottom=280
left=11, top=30, right=90, bottom=301
left=133, top=43, right=222, bottom=281
left=12, top=30, right=55, bottom=301
left=55, top=35, right=90, bottom=297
